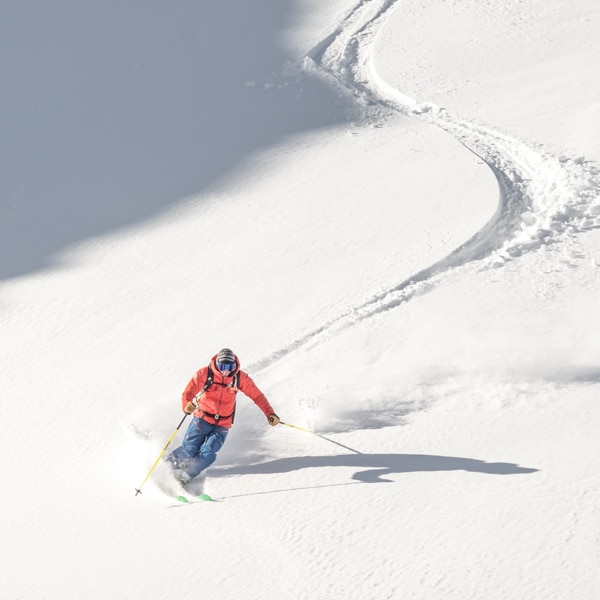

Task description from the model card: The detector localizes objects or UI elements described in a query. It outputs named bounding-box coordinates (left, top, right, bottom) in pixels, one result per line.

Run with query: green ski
left=175, top=493, right=214, bottom=503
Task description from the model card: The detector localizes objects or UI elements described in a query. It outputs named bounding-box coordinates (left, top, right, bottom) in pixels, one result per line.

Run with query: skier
left=166, top=348, right=279, bottom=485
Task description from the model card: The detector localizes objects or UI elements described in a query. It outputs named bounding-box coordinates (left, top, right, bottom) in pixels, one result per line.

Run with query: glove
left=267, top=414, right=280, bottom=426
left=184, top=401, right=197, bottom=414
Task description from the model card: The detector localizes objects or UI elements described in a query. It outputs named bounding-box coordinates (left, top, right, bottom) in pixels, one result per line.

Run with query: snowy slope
left=2, top=1, right=600, bottom=599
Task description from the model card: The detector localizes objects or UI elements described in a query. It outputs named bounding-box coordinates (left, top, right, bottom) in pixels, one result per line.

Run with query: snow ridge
left=250, top=0, right=600, bottom=373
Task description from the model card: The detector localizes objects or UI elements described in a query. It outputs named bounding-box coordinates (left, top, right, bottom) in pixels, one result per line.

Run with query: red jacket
left=181, top=353, right=274, bottom=429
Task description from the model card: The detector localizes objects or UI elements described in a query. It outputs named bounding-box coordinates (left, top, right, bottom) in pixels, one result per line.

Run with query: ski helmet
left=216, top=348, right=235, bottom=364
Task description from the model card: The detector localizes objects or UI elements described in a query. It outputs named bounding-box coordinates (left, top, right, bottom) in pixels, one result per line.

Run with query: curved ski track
left=250, top=0, right=600, bottom=373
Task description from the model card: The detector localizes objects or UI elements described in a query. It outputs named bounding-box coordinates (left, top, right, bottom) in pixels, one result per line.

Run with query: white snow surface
left=2, top=1, right=600, bottom=598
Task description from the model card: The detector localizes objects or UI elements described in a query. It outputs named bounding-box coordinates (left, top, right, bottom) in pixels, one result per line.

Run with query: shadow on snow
left=211, top=453, right=539, bottom=484
left=1, top=1, right=350, bottom=280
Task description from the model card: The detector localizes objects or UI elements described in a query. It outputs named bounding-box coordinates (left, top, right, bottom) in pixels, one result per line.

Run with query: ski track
left=250, top=0, right=600, bottom=374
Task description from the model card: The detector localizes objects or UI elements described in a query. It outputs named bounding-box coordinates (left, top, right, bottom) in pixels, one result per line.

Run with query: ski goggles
left=216, top=361, right=236, bottom=373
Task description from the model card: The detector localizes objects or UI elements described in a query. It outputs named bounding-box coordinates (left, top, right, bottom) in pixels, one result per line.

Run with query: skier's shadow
left=211, top=453, right=539, bottom=484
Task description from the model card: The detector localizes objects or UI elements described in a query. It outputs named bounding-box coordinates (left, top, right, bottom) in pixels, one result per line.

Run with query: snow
left=2, top=1, right=600, bottom=598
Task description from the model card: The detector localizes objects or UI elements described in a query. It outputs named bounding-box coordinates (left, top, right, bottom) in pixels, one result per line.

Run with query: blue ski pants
left=167, top=417, right=229, bottom=478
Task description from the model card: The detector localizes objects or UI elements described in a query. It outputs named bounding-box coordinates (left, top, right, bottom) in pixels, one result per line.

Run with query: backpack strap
left=192, top=367, right=214, bottom=406
left=204, top=366, right=215, bottom=391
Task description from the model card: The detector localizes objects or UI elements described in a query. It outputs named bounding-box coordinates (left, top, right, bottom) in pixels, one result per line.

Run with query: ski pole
left=280, top=421, right=313, bottom=434
left=279, top=421, right=363, bottom=455
left=134, top=413, right=189, bottom=496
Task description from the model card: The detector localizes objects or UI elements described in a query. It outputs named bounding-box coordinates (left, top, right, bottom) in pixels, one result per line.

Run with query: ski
left=174, top=493, right=214, bottom=503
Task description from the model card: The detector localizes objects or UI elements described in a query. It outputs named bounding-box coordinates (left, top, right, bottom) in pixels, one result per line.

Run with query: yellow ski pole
left=279, top=421, right=363, bottom=455
left=280, top=421, right=313, bottom=434
left=134, top=413, right=189, bottom=496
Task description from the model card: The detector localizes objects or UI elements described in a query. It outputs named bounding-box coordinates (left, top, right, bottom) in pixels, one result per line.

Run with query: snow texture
left=1, top=1, right=600, bottom=599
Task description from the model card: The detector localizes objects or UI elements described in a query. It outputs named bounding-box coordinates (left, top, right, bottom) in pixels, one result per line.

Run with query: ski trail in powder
left=250, top=0, right=600, bottom=372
